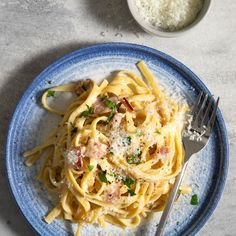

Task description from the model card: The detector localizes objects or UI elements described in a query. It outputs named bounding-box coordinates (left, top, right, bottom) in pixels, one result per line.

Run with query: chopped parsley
left=107, top=111, right=115, bottom=122
left=102, top=96, right=118, bottom=123
left=126, top=136, right=132, bottom=145
left=102, top=96, right=118, bottom=111
left=136, top=148, right=142, bottom=157
left=123, top=177, right=136, bottom=188
left=127, top=148, right=142, bottom=164
left=190, top=194, right=199, bottom=205
left=105, top=99, right=117, bottom=110
left=107, top=172, right=117, bottom=177
left=127, top=155, right=136, bottom=164
left=123, top=136, right=132, bottom=146
left=177, top=189, right=182, bottom=195
left=46, top=90, right=55, bottom=97
left=128, top=189, right=136, bottom=196
left=176, top=221, right=180, bottom=225
left=88, top=165, right=94, bottom=172
left=99, top=172, right=108, bottom=183
left=80, top=104, right=94, bottom=117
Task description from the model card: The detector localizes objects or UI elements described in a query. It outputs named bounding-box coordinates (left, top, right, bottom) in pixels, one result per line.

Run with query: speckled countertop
left=0, top=1, right=235, bottom=236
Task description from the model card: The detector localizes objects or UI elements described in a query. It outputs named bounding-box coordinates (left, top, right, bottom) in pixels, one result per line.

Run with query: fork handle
left=155, top=161, right=189, bottom=236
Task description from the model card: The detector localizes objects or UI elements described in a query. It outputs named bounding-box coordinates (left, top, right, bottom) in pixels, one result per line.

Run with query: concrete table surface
left=0, top=0, right=235, bottom=235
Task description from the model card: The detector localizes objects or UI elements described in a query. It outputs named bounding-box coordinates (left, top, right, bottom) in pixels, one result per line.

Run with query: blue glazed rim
left=6, top=42, right=229, bottom=236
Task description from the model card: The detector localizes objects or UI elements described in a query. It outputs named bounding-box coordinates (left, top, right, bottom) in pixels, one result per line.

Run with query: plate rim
left=5, top=42, right=229, bottom=236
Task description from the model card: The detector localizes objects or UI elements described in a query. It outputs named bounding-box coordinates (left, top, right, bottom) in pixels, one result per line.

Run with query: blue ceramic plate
left=6, top=43, right=229, bottom=236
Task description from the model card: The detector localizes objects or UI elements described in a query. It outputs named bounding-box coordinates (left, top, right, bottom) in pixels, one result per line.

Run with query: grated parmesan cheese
left=65, top=147, right=85, bottom=166
left=135, top=0, right=204, bottom=31
left=66, top=149, right=79, bottom=165
left=109, top=128, right=141, bottom=158
left=109, top=129, right=129, bottom=157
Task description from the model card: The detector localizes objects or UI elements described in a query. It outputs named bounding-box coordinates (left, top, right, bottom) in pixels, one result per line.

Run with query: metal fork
left=155, top=92, right=220, bottom=236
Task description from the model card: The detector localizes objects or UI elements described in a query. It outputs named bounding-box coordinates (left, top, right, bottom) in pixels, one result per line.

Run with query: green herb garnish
left=136, top=148, right=142, bottom=157
left=107, top=111, right=115, bottom=122
left=123, top=177, right=136, bottom=188
left=123, top=136, right=132, bottom=146
left=127, top=148, right=142, bottom=164
left=88, top=165, right=94, bottom=172
left=126, top=136, right=132, bottom=145
left=176, top=221, right=180, bottom=225
left=102, top=96, right=118, bottom=123
left=105, top=100, right=117, bottom=110
left=190, top=194, right=199, bottom=205
left=128, top=189, right=136, bottom=196
left=107, top=172, right=117, bottom=177
left=47, top=90, right=55, bottom=97
left=99, top=172, right=108, bottom=183
left=177, top=189, right=182, bottom=195
left=102, top=97, right=118, bottom=111
left=80, top=104, right=94, bottom=117
left=127, top=155, right=136, bottom=164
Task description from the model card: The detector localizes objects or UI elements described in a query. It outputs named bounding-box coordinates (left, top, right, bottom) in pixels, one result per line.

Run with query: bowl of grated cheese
left=127, top=0, right=211, bottom=37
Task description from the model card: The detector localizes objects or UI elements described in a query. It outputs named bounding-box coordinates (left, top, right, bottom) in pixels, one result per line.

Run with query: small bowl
left=127, top=0, right=211, bottom=37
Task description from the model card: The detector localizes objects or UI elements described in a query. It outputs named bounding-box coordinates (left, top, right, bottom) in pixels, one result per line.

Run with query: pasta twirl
left=24, top=61, right=187, bottom=236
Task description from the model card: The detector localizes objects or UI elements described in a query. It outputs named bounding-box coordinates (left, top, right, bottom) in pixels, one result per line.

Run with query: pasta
left=24, top=61, right=187, bottom=235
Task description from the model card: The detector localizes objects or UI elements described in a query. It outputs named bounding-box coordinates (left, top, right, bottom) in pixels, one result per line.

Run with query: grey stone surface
left=0, top=0, right=235, bottom=235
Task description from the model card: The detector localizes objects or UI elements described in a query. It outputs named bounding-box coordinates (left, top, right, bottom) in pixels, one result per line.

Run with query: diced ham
left=149, top=144, right=157, bottom=155
left=84, top=139, right=108, bottom=159
left=93, top=97, right=110, bottom=114
left=111, top=113, right=123, bottom=128
left=93, top=96, right=119, bottom=114
left=152, top=146, right=170, bottom=163
left=122, top=97, right=134, bottom=111
left=104, top=182, right=121, bottom=202
left=155, top=146, right=169, bottom=163
left=66, top=146, right=84, bottom=169
left=75, top=79, right=93, bottom=96
left=109, top=96, right=119, bottom=103
left=75, top=147, right=83, bottom=169
left=159, top=146, right=169, bottom=155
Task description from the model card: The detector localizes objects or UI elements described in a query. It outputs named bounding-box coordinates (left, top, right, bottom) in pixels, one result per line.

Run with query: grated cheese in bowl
left=135, top=0, right=204, bottom=31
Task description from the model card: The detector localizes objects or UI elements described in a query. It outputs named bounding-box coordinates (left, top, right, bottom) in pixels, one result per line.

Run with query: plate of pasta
left=6, top=43, right=228, bottom=236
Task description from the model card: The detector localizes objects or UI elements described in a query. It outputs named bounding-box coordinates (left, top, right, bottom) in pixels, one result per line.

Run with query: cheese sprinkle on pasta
left=24, top=61, right=188, bottom=236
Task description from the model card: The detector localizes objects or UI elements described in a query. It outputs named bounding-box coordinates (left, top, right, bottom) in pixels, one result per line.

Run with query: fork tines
left=191, top=92, right=220, bottom=132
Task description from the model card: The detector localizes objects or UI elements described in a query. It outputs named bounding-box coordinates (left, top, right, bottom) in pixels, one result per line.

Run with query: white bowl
left=127, top=0, right=211, bottom=37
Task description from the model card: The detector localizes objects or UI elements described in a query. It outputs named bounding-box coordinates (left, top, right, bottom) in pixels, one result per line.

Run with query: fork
left=155, top=92, right=220, bottom=236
